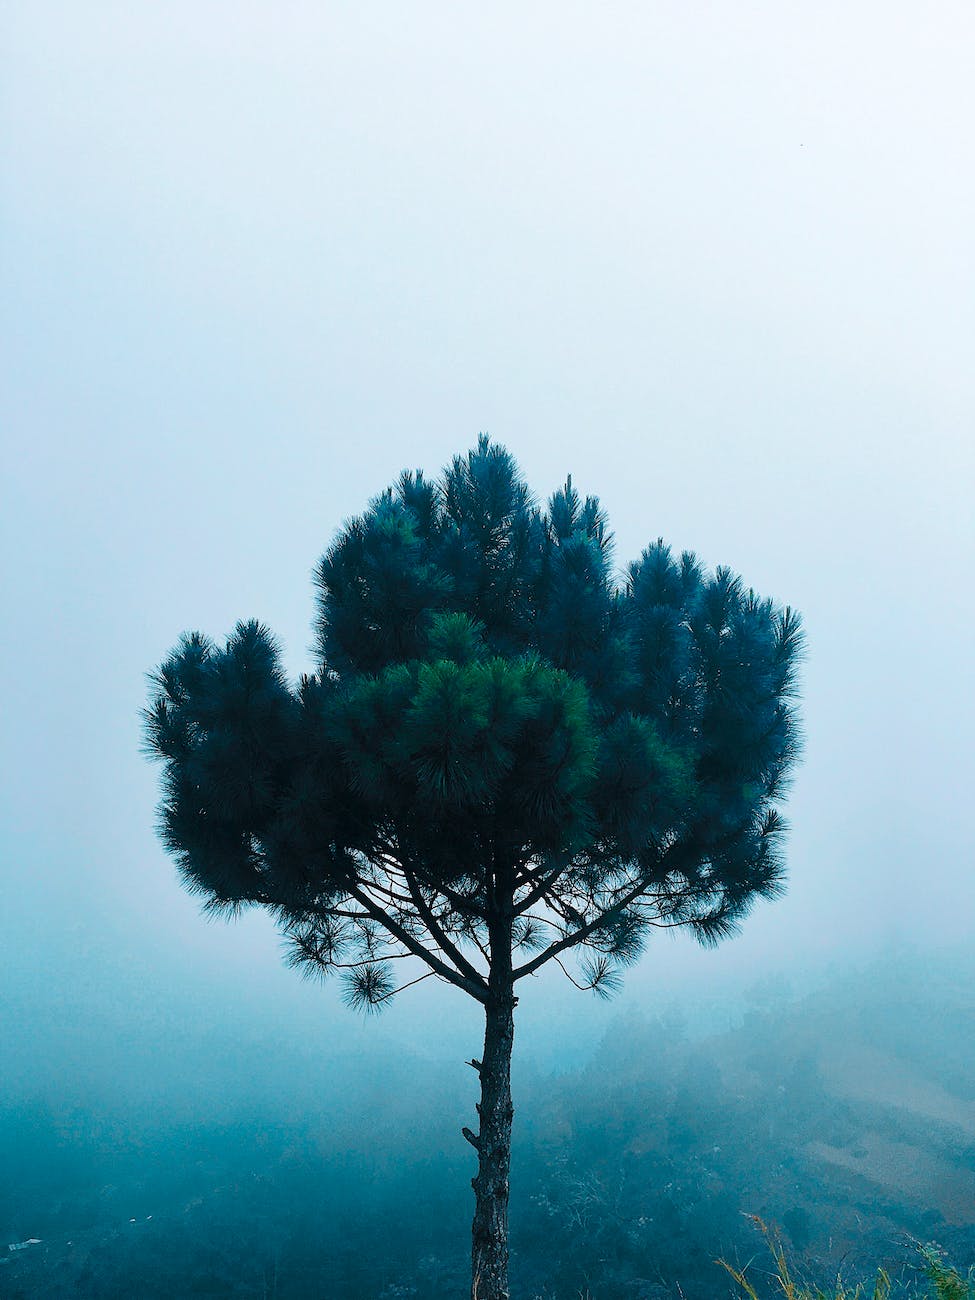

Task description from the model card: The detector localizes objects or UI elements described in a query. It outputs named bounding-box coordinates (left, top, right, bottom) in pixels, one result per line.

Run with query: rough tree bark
left=467, top=918, right=516, bottom=1300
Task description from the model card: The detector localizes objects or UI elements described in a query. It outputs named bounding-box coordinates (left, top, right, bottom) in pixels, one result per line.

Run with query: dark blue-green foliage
left=144, top=436, right=802, bottom=1008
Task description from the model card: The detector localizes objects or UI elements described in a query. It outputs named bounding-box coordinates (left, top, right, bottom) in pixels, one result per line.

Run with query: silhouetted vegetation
left=721, top=1219, right=974, bottom=1299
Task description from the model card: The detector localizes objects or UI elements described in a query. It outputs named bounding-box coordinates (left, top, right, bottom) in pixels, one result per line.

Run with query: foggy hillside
left=3, top=945, right=972, bottom=1298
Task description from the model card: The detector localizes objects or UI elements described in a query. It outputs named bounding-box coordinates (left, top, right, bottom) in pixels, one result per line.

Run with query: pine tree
left=143, top=436, right=803, bottom=1300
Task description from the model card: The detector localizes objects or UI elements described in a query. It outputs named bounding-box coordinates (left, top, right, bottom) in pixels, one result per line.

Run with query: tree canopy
left=144, top=436, right=803, bottom=1010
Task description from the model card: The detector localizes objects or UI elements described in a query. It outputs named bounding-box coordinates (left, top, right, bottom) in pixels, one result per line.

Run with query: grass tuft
left=718, top=1216, right=973, bottom=1300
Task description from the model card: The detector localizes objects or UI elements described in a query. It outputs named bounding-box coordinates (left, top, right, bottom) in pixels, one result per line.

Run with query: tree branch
left=512, top=874, right=654, bottom=982
left=462, top=1126, right=481, bottom=1150
left=346, top=883, right=489, bottom=1003
left=513, top=862, right=571, bottom=915
left=403, top=867, right=487, bottom=990
left=378, top=970, right=437, bottom=1002
left=552, top=954, right=593, bottom=992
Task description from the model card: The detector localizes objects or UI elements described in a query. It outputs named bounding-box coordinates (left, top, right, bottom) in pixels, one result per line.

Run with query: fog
left=1, top=4, right=973, bottom=1297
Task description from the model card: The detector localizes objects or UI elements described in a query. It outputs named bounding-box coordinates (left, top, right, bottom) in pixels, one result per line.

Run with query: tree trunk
left=470, top=990, right=516, bottom=1300
left=469, top=902, right=517, bottom=1300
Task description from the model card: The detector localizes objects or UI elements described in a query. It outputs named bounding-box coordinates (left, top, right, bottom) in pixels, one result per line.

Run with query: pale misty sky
left=2, top=3, right=973, bottom=1076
